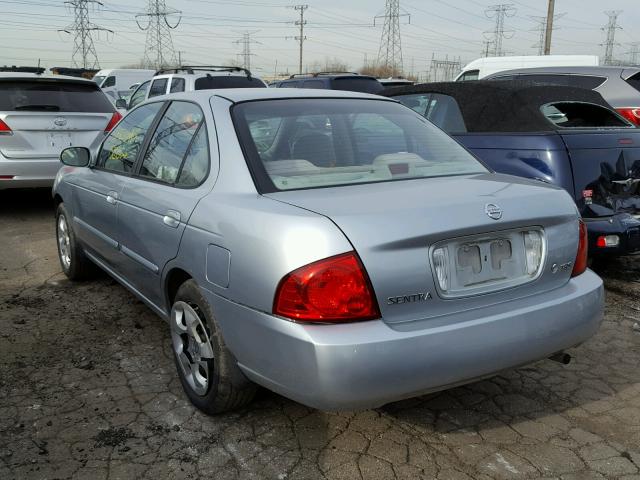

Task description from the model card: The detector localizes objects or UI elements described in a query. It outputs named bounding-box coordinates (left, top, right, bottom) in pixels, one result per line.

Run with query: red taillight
left=104, top=111, right=122, bottom=132
left=571, top=220, right=589, bottom=277
left=273, top=252, right=381, bottom=323
left=0, top=118, right=12, bottom=134
left=616, top=108, right=640, bottom=126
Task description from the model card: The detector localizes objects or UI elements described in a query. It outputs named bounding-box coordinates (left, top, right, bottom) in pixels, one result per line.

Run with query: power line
left=59, top=0, right=112, bottom=69
left=234, top=30, right=260, bottom=70
left=626, top=42, right=640, bottom=66
left=136, top=0, right=181, bottom=68
left=375, top=0, right=409, bottom=74
left=601, top=10, right=622, bottom=66
left=484, top=4, right=516, bottom=57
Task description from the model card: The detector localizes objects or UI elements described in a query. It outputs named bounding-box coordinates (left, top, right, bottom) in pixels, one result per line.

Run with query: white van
left=92, top=69, right=156, bottom=99
left=455, top=55, right=599, bottom=81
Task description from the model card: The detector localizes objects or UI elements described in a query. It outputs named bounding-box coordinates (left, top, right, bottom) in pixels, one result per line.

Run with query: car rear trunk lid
left=266, top=173, right=580, bottom=325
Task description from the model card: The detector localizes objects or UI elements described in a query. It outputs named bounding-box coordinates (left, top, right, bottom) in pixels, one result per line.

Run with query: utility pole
left=543, top=0, right=555, bottom=55
left=234, top=31, right=260, bottom=71
left=601, top=10, right=622, bottom=66
left=484, top=4, right=516, bottom=57
left=481, top=39, right=494, bottom=58
left=375, top=0, right=409, bottom=76
left=136, top=0, right=181, bottom=69
left=293, top=4, right=308, bottom=75
left=60, top=0, right=112, bottom=69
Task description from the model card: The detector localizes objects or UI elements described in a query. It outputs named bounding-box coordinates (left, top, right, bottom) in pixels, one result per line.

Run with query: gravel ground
left=1, top=188, right=640, bottom=480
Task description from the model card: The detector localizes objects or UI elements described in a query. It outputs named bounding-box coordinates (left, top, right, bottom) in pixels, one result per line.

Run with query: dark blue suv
left=271, top=73, right=384, bottom=94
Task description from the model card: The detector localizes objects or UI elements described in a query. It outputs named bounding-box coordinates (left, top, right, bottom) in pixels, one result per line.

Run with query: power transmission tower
left=234, top=31, right=260, bottom=71
left=481, top=39, right=494, bottom=58
left=136, top=0, right=182, bottom=69
left=290, top=5, right=308, bottom=75
left=601, top=11, right=622, bottom=66
left=530, top=13, right=564, bottom=55
left=484, top=4, right=516, bottom=57
left=375, top=0, right=410, bottom=75
left=626, top=42, right=640, bottom=65
left=60, top=0, right=112, bottom=69
left=429, top=55, right=461, bottom=82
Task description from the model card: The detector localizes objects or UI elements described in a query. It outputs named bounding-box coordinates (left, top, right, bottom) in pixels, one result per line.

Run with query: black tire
left=171, top=279, right=257, bottom=414
left=55, top=203, right=96, bottom=280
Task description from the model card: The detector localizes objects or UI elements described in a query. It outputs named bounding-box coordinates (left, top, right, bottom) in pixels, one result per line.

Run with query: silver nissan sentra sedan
left=52, top=88, right=604, bottom=413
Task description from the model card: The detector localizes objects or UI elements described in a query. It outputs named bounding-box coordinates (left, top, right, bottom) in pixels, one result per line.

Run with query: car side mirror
left=60, top=147, right=91, bottom=167
left=115, top=98, right=127, bottom=109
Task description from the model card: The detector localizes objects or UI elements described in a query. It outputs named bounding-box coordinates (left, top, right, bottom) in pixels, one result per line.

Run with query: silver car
left=484, top=66, right=640, bottom=126
left=0, top=72, right=120, bottom=189
left=53, top=88, right=604, bottom=413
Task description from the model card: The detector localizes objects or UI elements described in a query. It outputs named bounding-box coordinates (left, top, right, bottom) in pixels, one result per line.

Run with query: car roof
left=487, top=65, right=639, bottom=77
left=165, top=87, right=389, bottom=104
left=383, top=80, right=617, bottom=133
left=0, top=72, right=95, bottom=83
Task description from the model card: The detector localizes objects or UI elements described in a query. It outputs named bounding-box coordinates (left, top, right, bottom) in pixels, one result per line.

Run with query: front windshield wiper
left=14, top=104, right=61, bottom=111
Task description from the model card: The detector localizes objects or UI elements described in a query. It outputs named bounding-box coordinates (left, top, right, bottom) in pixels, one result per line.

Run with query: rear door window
left=541, top=102, right=631, bottom=128
left=517, top=74, right=606, bottom=89
left=139, top=101, right=204, bottom=184
left=170, top=77, right=185, bottom=93
left=0, top=80, right=114, bottom=112
left=149, top=78, right=168, bottom=98
left=98, top=102, right=163, bottom=173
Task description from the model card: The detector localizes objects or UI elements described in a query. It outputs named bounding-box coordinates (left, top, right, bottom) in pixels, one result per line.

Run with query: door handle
left=106, top=191, right=118, bottom=205
left=163, top=210, right=181, bottom=228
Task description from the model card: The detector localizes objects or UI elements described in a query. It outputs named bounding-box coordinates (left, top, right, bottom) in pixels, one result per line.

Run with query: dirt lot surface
left=1, top=189, right=640, bottom=480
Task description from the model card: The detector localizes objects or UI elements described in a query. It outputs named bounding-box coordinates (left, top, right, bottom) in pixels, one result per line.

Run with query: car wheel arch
left=165, top=267, right=193, bottom=310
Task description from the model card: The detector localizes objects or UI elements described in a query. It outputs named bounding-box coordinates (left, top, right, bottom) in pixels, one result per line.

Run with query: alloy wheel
left=170, top=301, right=215, bottom=396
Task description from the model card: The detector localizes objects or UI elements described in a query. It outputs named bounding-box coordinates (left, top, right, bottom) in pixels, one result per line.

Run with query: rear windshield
left=233, top=98, right=487, bottom=193
left=0, top=80, right=114, bottom=112
left=194, top=76, right=266, bottom=90
left=626, top=73, right=640, bottom=93
left=330, top=77, right=384, bottom=94
left=541, top=102, right=631, bottom=128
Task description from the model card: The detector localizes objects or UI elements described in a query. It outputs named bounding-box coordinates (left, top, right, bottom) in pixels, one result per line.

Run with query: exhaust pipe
left=549, top=352, right=572, bottom=365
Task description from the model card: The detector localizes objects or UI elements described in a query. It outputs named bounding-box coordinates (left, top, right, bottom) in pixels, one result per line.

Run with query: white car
left=120, top=66, right=267, bottom=110
left=0, top=72, right=120, bottom=189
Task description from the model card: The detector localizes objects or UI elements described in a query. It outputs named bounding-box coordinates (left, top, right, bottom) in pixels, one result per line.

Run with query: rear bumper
left=0, top=156, right=60, bottom=189
left=205, top=270, right=604, bottom=411
left=586, top=214, right=640, bottom=256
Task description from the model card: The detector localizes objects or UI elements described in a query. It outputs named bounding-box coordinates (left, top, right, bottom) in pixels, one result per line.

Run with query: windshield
left=93, top=75, right=106, bottom=86
left=233, top=98, right=487, bottom=193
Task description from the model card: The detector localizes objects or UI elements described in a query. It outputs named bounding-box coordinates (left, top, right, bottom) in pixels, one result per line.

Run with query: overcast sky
left=0, top=0, right=638, bottom=76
